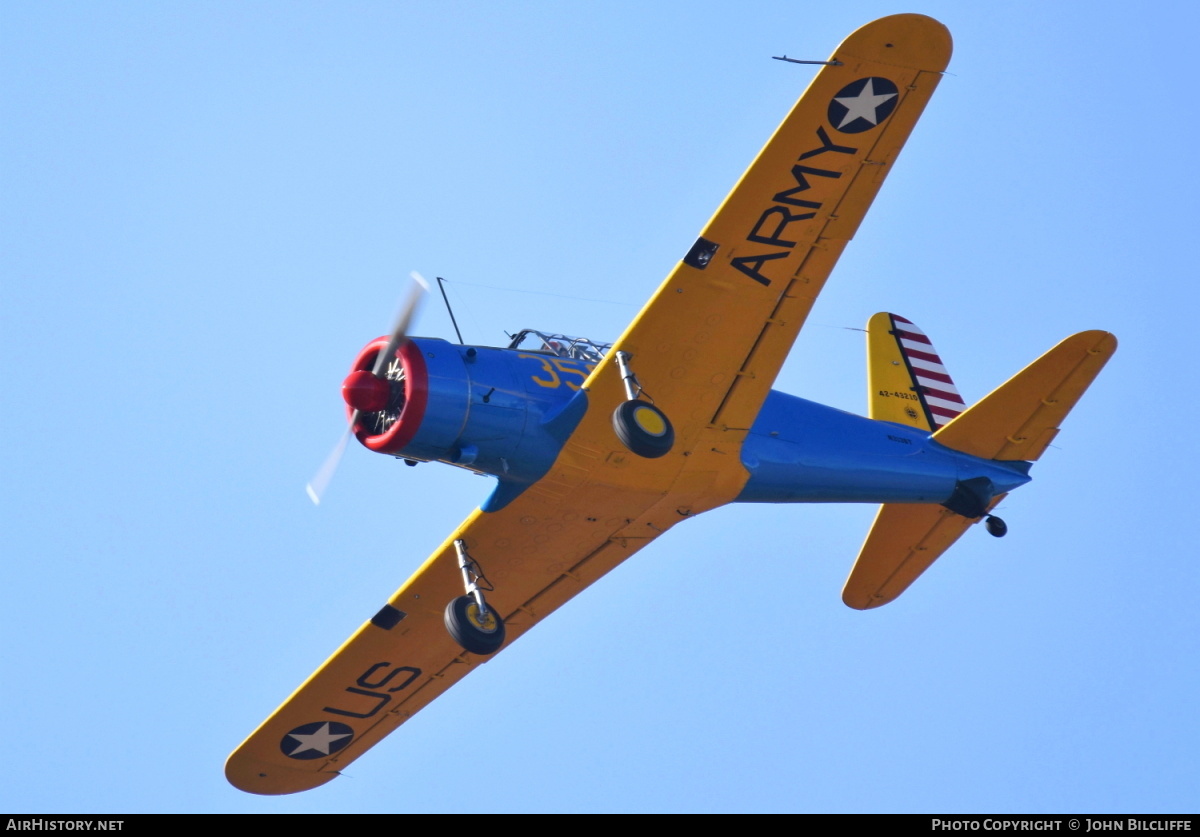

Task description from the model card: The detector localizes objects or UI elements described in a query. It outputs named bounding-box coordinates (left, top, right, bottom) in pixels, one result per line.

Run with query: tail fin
left=866, top=312, right=965, bottom=431
left=843, top=329, right=1117, bottom=610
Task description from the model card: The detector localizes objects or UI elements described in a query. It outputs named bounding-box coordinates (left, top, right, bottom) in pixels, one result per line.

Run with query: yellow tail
left=843, top=330, right=1117, bottom=610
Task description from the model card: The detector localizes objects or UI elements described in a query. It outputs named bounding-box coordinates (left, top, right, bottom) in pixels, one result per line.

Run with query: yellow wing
left=571, top=14, right=953, bottom=502
left=225, top=470, right=706, bottom=794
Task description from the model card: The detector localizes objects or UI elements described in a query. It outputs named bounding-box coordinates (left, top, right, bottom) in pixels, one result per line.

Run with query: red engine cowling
left=342, top=338, right=429, bottom=455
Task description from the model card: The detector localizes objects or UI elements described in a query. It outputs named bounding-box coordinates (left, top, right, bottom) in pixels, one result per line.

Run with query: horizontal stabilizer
left=932, top=331, right=1117, bottom=461
left=842, top=497, right=1002, bottom=610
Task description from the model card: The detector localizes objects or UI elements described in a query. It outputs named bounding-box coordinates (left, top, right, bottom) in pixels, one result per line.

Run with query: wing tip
left=840, top=14, right=953, bottom=70
left=225, top=750, right=340, bottom=796
left=841, top=583, right=897, bottom=611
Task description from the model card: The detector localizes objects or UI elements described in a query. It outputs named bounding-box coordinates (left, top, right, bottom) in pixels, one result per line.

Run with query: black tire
left=985, top=515, right=1008, bottom=538
left=612, top=400, right=674, bottom=458
left=444, top=595, right=506, bottom=655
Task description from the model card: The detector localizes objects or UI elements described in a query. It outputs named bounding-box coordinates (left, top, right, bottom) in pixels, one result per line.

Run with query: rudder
left=866, top=312, right=965, bottom=432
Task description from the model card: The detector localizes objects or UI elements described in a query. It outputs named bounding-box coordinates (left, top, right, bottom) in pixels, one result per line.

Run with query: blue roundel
left=828, top=77, right=899, bottom=134
left=280, top=721, right=354, bottom=760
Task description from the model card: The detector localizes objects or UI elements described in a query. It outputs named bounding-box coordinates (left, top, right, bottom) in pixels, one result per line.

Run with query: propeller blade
left=371, top=272, right=429, bottom=377
left=305, top=415, right=356, bottom=505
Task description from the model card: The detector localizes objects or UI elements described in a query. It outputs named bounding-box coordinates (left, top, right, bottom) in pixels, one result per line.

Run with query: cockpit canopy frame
left=506, top=329, right=612, bottom=365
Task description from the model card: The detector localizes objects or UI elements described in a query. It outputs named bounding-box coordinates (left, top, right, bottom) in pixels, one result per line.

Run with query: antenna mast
left=436, top=276, right=465, bottom=344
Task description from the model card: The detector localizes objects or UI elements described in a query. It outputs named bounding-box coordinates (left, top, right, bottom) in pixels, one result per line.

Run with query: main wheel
left=985, top=515, right=1008, bottom=538
left=444, top=595, right=506, bottom=655
left=612, top=400, right=674, bottom=458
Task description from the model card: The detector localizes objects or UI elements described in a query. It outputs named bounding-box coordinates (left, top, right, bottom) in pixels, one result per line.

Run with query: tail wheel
left=444, top=595, right=506, bottom=655
left=985, top=515, right=1008, bottom=538
left=612, top=400, right=674, bottom=459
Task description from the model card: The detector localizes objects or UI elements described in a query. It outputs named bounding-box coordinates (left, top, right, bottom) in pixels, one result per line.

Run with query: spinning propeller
left=305, top=272, right=429, bottom=504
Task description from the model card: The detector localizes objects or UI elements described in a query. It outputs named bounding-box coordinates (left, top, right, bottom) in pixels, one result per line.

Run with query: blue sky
left=3, top=1, right=1197, bottom=813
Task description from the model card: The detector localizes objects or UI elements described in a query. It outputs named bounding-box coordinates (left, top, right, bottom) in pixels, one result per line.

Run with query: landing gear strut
left=444, top=539, right=505, bottom=655
left=611, top=351, right=674, bottom=458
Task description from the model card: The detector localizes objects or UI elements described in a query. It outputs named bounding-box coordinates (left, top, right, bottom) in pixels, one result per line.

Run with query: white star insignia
left=834, top=79, right=897, bottom=129
left=285, top=722, right=352, bottom=756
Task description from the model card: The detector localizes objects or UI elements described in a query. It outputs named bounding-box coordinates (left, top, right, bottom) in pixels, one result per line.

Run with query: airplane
left=226, top=14, right=1116, bottom=795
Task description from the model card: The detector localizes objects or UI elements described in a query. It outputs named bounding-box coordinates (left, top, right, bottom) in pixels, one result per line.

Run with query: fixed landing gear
left=612, top=399, right=674, bottom=458
left=445, top=539, right=505, bottom=655
left=984, top=515, right=1007, bottom=538
left=444, top=594, right=506, bottom=655
left=611, top=351, right=674, bottom=459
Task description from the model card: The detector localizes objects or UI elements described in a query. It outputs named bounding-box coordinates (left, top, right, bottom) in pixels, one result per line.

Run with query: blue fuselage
left=736, top=392, right=1029, bottom=503
left=382, top=338, right=1030, bottom=510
